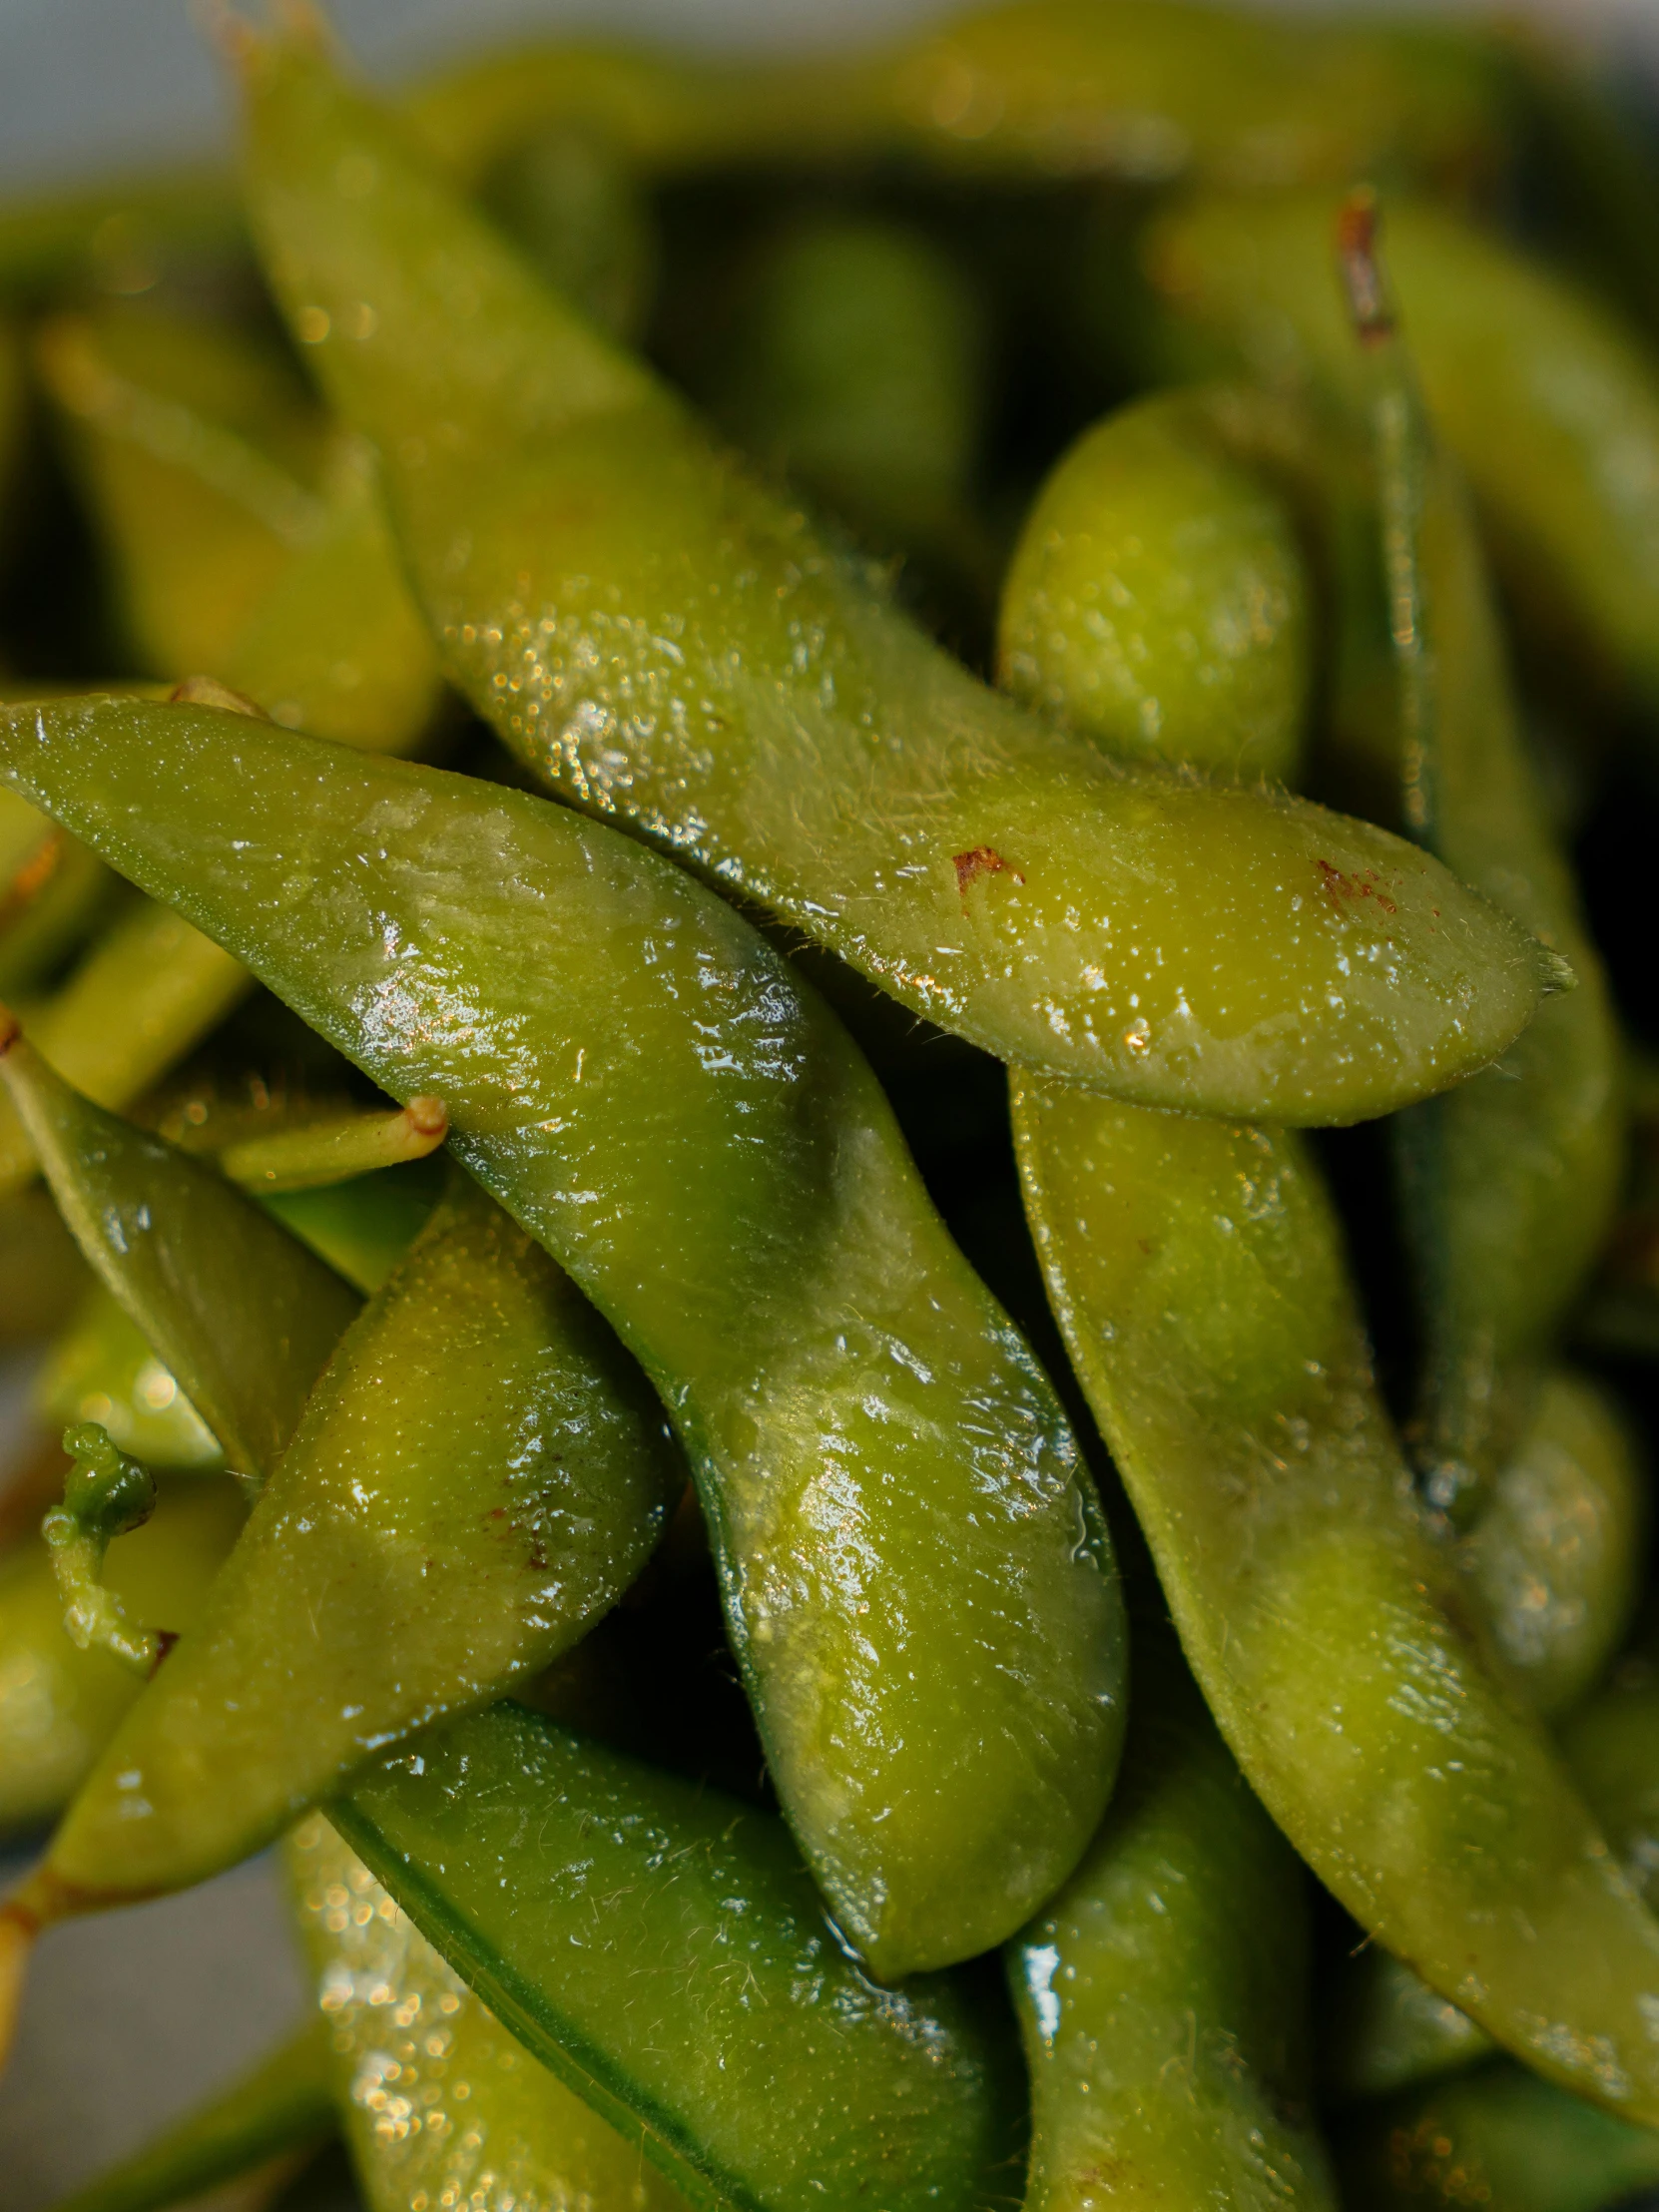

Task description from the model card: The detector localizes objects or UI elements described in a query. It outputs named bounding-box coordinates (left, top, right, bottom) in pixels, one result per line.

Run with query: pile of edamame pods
left=11, top=2, right=1659, bottom=2207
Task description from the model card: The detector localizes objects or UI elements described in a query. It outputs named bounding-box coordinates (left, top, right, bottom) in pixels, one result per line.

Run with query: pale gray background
left=2, top=0, right=1658, bottom=2205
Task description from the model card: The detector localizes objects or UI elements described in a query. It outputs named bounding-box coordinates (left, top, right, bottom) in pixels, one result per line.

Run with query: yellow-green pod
left=1010, top=1081, right=1659, bottom=2129
left=406, top=2, right=1504, bottom=198
left=34, top=1287, right=222, bottom=1470
left=0, top=895, right=255, bottom=1198
left=287, top=1816, right=691, bottom=2212
left=42, top=1172, right=682, bottom=1907
left=35, top=304, right=441, bottom=755
left=1140, top=189, right=1659, bottom=729
left=241, top=29, right=1553, bottom=1129
left=1458, top=1369, right=1646, bottom=1720
left=0, top=1475, right=244, bottom=1837
left=999, top=383, right=1313, bottom=785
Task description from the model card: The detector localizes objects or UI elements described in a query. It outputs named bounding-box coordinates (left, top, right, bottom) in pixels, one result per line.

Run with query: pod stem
left=43, top=1423, right=172, bottom=1678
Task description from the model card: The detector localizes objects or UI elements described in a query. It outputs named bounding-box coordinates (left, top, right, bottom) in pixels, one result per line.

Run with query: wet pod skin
left=1008, top=1612, right=1337, bottom=2212
left=43, top=1170, right=682, bottom=1907
left=237, top=34, right=1551, bottom=1127
left=0, top=1027, right=359, bottom=1483
left=1140, top=189, right=1659, bottom=729
left=329, top=1703, right=1023, bottom=2212
left=1010, top=1082, right=1659, bottom=2126
left=1340, top=224, right=1622, bottom=1514
left=0, top=692, right=1126, bottom=1982
left=996, top=392, right=1334, bottom=2207
left=288, top=1818, right=690, bottom=2212
left=998, top=382, right=1313, bottom=786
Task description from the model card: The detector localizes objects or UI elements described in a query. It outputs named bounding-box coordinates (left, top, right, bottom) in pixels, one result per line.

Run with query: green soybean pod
left=0, top=1477, right=245, bottom=1838
left=44, top=2024, right=333, bottom=2212
left=287, top=1818, right=690, bottom=2212
left=1458, top=1369, right=1646, bottom=1720
left=1139, top=188, right=1659, bottom=733
left=35, top=304, right=443, bottom=757
left=238, top=27, right=1552, bottom=1128
left=405, top=2, right=1505, bottom=199
left=1337, top=2057, right=1659, bottom=2212
left=1009, top=1081, right=1659, bottom=2128
left=699, top=213, right=991, bottom=589
left=1326, top=1947, right=1496, bottom=2107
left=0, top=690, right=1125, bottom=1983
left=1334, top=196, right=1622, bottom=1514
left=1009, top=1612, right=1338, bottom=2212
left=37, top=1170, right=682, bottom=1907
left=996, top=380, right=1333, bottom=2209
left=998, top=382, right=1313, bottom=785
left=330, top=1703, right=1022, bottom=2212
left=0, top=1022, right=360, bottom=1483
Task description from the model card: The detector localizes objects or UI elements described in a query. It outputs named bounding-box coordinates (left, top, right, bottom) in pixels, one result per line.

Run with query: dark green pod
left=332, top=1702, right=1022, bottom=2212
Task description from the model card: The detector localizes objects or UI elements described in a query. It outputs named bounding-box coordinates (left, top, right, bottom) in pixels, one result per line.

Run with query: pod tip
left=169, top=676, right=271, bottom=723
left=1536, top=944, right=1578, bottom=998
left=1335, top=186, right=1395, bottom=348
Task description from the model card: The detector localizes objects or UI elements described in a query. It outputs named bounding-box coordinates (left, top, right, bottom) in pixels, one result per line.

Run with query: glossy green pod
left=1139, top=189, right=1659, bottom=728
left=1335, top=205, right=1622, bottom=1512
left=1009, top=1081, right=1659, bottom=2127
left=239, top=32, right=1552, bottom=1127
left=407, top=2, right=1504, bottom=197
left=0, top=1024, right=360, bottom=1481
left=0, top=693, right=1124, bottom=1981
left=998, top=383, right=1312, bottom=785
left=699, top=214, right=990, bottom=584
left=1326, top=1946, right=1495, bottom=2106
left=0, top=895, right=254, bottom=1198
left=1337, top=2057, right=1659, bottom=2212
left=331, top=1702, right=1022, bottom=2212
left=45, top=2023, right=333, bottom=2212
left=0, top=1476, right=244, bottom=1837
left=36, top=304, right=442, bottom=756
left=43, top=1171, right=681, bottom=1905
left=287, top=1817, right=690, bottom=2212
left=1009, top=1613, right=1337, bottom=2212
left=34, top=1288, right=222, bottom=1470
left=1458, top=1370, right=1645, bottom=1720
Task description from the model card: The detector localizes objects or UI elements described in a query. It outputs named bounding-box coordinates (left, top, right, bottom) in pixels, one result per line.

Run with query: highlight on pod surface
left=5, top=6, right=1659, bottom=2211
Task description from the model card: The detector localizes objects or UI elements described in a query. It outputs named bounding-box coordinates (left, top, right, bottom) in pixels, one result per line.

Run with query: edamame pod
left=331, top=1702, right=1022, bottom=2212
left=0, top=691, right=1125, bottom=1980
left=407, top=3, right=1505, bottom=198
left=35, top=1289, right=222, bottom=1470
left=0, top=1022, right=360, bottom=1481
left=697, top=214, right=992, bottom=590
left=0, top=1476, right=244, bottom=1836
left=44, top=2023, right=333, bottom=2212
left=1009, top=1613, right=1337, bottom=2212
left=1139, top=189, right=1659, bottom=730
left=1458, top=1369, right=1645, bottom=1720
left=41, top=1170, right=682, bottom=1904
left=1337, top=198, right=1622, bottom=1511
left=1010, top=1081, right=1659, bottom=2126
left=36, top=304, right=443, bottom=756
left=1337, top=2056, right=1659, bottom=2212
left=1326, top=1946, right=1495, bottom=2106
left=239, top=31, right=1552, bottom=1127
left=998, top=382, right=1313, bottom=784
left=0, top=893, right=254, bottom=1198
left=287, top=1818, right=690, bottom=2212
